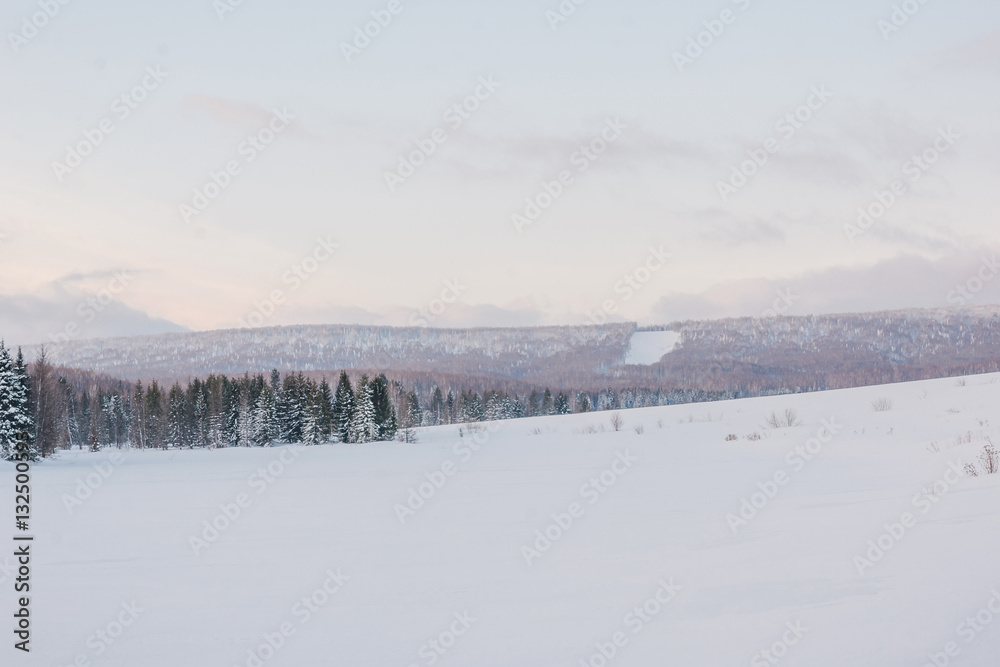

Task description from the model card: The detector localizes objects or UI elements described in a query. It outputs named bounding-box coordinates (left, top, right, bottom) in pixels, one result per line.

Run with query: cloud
left=696, top=219, right=786, bottom=247
left=649, top=247, right=1000, bottom=323
left=937, top=30, right=1000, bottom=74
left=0, top=293, right=187, bottom=349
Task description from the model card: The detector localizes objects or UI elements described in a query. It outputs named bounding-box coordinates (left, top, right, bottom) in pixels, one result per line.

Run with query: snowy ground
left=623, top=330, right=681, bottom=365
left=3, top=373, right=1000, bottom=667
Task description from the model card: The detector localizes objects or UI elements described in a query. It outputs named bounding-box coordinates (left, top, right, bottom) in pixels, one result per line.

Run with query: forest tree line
left=1, top=341, right=744, bottom=459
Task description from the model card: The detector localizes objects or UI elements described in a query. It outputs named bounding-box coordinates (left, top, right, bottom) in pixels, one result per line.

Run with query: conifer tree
left=429, top=387, right=444, bottom=426
left=542, top=388, right=554, bottom=415
left=0, top=342, right=35, bottom=460
left=251, top=384, right=277, bottom=446
left=348, top=375, right=377, bottom=443
left=318, top=378, right=334, bottom=443
left=370, top=373, right=397, bottom=441
left=333, top=371, right=354, bottom=443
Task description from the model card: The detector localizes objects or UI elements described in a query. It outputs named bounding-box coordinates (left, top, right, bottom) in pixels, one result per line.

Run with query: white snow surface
left=623, top=330, right=681, bottom=365
left=4, top=373, right=1000, bottom=666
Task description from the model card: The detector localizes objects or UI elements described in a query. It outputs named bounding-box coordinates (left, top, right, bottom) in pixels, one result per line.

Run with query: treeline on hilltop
left=1, top=341, right=744, bottom=458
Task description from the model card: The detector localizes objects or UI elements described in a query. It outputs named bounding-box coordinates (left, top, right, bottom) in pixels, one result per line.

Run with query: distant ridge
left=30, top=305, right=1000, bottom=393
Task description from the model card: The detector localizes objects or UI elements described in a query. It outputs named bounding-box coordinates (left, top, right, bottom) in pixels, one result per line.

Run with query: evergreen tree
left=251, top=384, right=277, bottom=447
left=0, top=343, right=36, bottom=460
left=429, top=387, right=444, bottom=426
left=301, top=380, right=324, bottom=445
left=554, top=392, right=570, bottom=415
left=446, top=390, right=456, bottom=424
left=318, top=377, right=334, bottom=443
left=278, top=373, right=305, bottom=443
left=527, top=389, right=540, bottom=417
left=369, top=374, right=397, bottom=441
left=542, top=388, right=554, bottom=415
left=332, top=371, right=354, bottom=443
left=348, top=375, right=377, bottom=443
left=190, top=380, right=210, bottom=448
left=145, top=381, right=164, bottom=447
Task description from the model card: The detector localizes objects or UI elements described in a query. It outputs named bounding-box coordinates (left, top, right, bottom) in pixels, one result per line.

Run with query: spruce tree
left=167, top=383, right=186, bottom=448
left=542, top=388, right=554, bottom=415
left=333, top=371, right=354, bottom=443
left=318, top=377, right=334, bottom=443
left=0, top=342, right=34, bottom=460
left=370, top=374, right=397, bottom=441
left=348, top=375, right=376, bottom=443
left=429, top=387, right=444, bottom=425
left=251, top=384, right=277, bottom=446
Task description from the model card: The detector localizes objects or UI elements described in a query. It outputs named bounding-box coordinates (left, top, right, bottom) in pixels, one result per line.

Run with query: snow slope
left=3, top=374, right=1000, bottom=667
left=623, top=330, right=681, bottom=365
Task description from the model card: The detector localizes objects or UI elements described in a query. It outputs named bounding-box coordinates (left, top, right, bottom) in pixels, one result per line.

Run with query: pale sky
left=1, top=0, right=999, bottom=345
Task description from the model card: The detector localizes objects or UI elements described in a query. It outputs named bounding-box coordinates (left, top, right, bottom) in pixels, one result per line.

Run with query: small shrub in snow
left=725, top=433, right=737, bottom=441
left=980, top=443, right=999, bottom=475
left=765, top=409, right=801, bottom=429
left=609, top=413, right=624, bottom=432
left=871, top=397, right=893, bottom=412
left=634, top=425, right=644, bottom=435
left=745, top=432, right=762, bottom=441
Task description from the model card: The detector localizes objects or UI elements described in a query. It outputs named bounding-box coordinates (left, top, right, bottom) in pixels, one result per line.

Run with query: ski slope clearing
left=4, top=374, right=1000, bottom=666
left=623, top=330, right=681, bottom=365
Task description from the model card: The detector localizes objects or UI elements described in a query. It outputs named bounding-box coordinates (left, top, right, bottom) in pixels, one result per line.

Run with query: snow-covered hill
left=5, top=372, right=1000, bottom=666
left=37, top=322, right=636, bottom=381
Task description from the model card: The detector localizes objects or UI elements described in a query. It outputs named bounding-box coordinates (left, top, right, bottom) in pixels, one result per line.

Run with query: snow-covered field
left=4, top=373, right=1000, bottom=666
